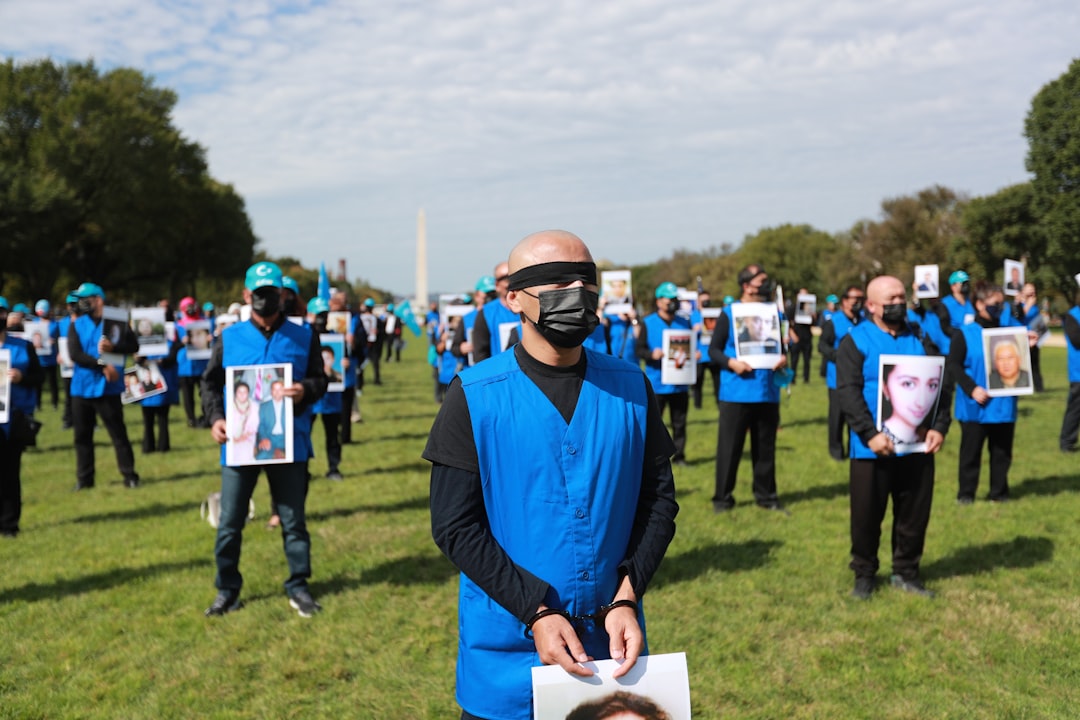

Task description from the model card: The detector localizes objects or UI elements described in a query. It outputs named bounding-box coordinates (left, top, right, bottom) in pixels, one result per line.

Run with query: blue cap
left=307, top=297, right=330, bottom=315
left=12, top=303, right=30, bottom=314
left=35, top=299, right=51, bottom=315
left=0, top=297, right=8, bottom=310
left=202, top=302, right=214, bottom=312
left=74, top=282, right=105, bottom=300
left=826, top=294, right=839, bottom=304
left=282, top=276, right=299, bottom=293
left=66, top=293, right=78, bottom=304
left=245, top=262, right=283, bottom=291
left=475, top=275, right=496, bottom=293
left=364, top=297, right=375, bottom=308
left=387, top=303, right=395, bottom=312
left=723, top=295, right=734, bottom=306
left=949, top=270, right=970, bottom=285
left=655, top=282, right=678, bottom=300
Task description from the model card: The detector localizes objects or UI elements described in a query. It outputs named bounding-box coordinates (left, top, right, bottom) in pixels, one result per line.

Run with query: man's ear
left=506, top=289, right=523, bottom=314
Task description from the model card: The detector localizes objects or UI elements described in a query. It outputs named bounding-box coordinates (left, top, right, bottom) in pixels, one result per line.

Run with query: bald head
left=866, top=275, right=907, bottom=330
left=508, top=230, right=593, bottom=274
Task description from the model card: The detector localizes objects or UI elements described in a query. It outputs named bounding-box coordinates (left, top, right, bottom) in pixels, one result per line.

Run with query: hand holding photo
left=225, top=363, right=294, bottom=466
left=877, top=354, right=945, bottom=455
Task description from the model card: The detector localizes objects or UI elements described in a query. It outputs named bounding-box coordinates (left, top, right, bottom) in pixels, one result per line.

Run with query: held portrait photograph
left=130, top=307, right=169, bottom=357
left=794, top=293, right=816, bottom=325
left=1003, top=258, right=1024, bottom=297
left=225, top=363, right=294, bottom=466
left=121, top=361, right=168, bottom=404
left=99, top=305, right=130, bottom=366
left=731, top=302, right=783, bottom=369
left=326, top=310, right=351, bottom=336
left=876, top=354, right=945, bottom=455
left=319, top=333, right=347, bottom=392
left=601, top=269, right=633, bottom=315
left=914, top=264, right=940, bottom=299
left=0, top=349, right=10, bottom=424
left=660, top=329, right=696, bottom=386
left=699, top=307, right=721, bottom=349
left=531, top=652, right=691, bottom=720
left=22, top=320, right=52, bottom=356
left=982, top=327, right=1034, bottom=397
left=184, top=320, right=213, bottom=361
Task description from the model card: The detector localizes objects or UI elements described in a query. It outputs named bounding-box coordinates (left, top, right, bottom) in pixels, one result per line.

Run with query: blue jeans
left=214, top=462, right=311, bottom=596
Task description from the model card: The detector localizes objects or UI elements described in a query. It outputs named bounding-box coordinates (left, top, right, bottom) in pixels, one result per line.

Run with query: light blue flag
left=395, top=302, right=422, bottom=337
left=318, top=263, right=331, bottom=302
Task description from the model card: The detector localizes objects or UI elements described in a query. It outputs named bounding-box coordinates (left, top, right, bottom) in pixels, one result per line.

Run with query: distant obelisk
left=415, top=208, right=428, bottom=310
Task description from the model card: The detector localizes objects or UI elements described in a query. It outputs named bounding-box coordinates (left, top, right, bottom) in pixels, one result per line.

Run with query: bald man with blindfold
left=423, top=230, right=679, bottom=720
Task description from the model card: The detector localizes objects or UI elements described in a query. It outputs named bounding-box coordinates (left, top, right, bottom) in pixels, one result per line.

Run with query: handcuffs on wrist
left=524, top=599, right=639, bottom=639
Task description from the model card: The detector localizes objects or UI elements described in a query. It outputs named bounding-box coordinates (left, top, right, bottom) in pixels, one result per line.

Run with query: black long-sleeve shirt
left=200, top=315, right=328, bottom=425
left=67, top=315, right=139, bottom=369
left=423, top=344, right=678, bottom=623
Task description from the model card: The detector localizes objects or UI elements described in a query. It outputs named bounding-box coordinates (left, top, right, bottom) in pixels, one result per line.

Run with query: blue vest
left=1069, top=307, right=1080, bottom=383
left=37, top=320, right=58, bottom=367
left=941, top=295, right=975, bottom=329
left=908, top=307, right=951, bottom=356
left=642, top=312, right=691, bottom=395
left=846, top=321, right=930, bottom=459
left=456, top=349, right=648, bottom=720
left=826, top=311, right=861, bottom=390
left=581, top=323, right=608, bottom=354
left=954, top=320, right=1019, bottom=424
left=607, top=317, right=638, bottom=366
left=176, top=324, right=210, bottom=378
left=138, top=341, right=181, bottom=408
left=344, top=316, right=359, bottom=389
left=718, top=304, right=780, bottom=404
left=480, top=300, right=521, bottom=357
left=70, top=314, right=126, bottom=398
left=436, top=347, right=459, bottom=385
left=0, top=336, right=38, bottom=438
left=220, top=320, right=316, bottom=464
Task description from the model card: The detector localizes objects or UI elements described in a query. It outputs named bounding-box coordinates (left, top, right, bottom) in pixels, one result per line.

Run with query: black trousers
left=827, top=388, right=847, bottom=460
left=713, top=401, right=779, bottom=507
left=72, top=395, right=138, bottom=487
left=369, top=343, right=383, bottom=383
left=62, top=377, right=73, bottom=427
left=957, top=421, right=1014, bottom=501
left=320, top=413, right=342, bottom=473
left=179, top=376, right=203, bottom=425
left=38, top=365, right=59, bottom=409
left=692, top=363, right=720, bottom=409
left=0, top=429, right=25, bottom=534
left=790, top=334, right=812, bottom=382
left=1059, top=382, right=1080, bottom=450
left=1029, top=345, right=1044, bottom=392
left=141, top=405, right=171, bottom=453
left=849, top=455, right=934, bottom=580
left=656, top=392, right=688, bottom=462
left=340, top=387, right=355, bottom=443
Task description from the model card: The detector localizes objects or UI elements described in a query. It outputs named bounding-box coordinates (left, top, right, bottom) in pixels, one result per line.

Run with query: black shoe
left=1061, top=445, right=1078, bottom=453
left=852, top=576, right=875, bottom=600
left=205, top=591, right=242, bottom=617
left=73, top=482, right=94, bottom=492
left=124, top=477, right=140, bottom=489
left=712, top=501, right=734, bottom=514
left=289, top=589, right=322, bottom=618
left=325, top=470, right=344, bottom=481
left=890, top=574, right=934, bottom=598
left=957, top=496, right=974, bottom=506
left=672, top=458, right=687, bottom=467
left=1, top=529, right=18, bottom=539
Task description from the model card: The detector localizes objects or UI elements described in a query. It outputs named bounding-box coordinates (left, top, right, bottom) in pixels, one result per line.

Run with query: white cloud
left=2, top=0, right=1078, bottom=294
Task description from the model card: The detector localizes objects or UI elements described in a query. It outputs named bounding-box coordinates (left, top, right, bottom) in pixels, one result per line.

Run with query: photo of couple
left=225, top=363, right=294, bottom=466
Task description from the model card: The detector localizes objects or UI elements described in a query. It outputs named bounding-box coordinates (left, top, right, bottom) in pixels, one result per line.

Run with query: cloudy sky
left=3, top=1, right=1077, bottom=296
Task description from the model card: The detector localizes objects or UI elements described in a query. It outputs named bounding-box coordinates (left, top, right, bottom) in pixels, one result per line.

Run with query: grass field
left=2, top=338, right=1079, bottom=719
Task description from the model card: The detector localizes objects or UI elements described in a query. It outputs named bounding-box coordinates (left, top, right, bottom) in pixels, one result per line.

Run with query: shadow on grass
left=308, top=495, right=429, bottom=521
left=1013, top=474, right=1080, bottom=498
left=923, top=536, right=1053, bottom=580
left=650, top=539, right=782, bottom=590
left=778, top=416, right=827, bottom=430
left=783, top=480, right=848, bottom=505
left=313, top=554, right=457, bottom=597
left=65, top=501, right=197, bottom=525
left=363, top=461, right=432, bottom=475
left=0, top=559, right=207, bottom=604
left=366, top=431, right=432, bottom=443
left=154, top=470, right=216, bottom=483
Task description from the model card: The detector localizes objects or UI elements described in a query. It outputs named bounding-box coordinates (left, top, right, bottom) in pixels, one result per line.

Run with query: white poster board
left=982, top=327, right=1034, bottom=397
left=22, top=320, right=52, bottom=356
left=794, top=293, right=816, bottom=325
left=0, top=349, right=10, bottom=424
left=184, top=320, right=213, bottom=360
left=877, top=354, right=945, bottom=455
left=319, top=333, right=346, bottom=393
left=532, top=652, right=691, bottom=720
left=225, top=363, right=294, bottom=466
left=99, top=306, right=129, bottom=366
left=661, top=328, right=696, bottom=386
left=1003, top=259, right=1024, bottom=297
left=121, top=361, right=168, bottom=404
left=57, top=337, right=75, bottom=379
left=731, top=303, right=784, bottom=369
left=601, top=269, right=633, bottom=316
left=130, top=307, right=169, bottom=357
left=914, top=264, right=940, bottom=299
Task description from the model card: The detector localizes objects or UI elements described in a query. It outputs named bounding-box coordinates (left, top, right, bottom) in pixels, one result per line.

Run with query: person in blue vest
left=601, top=300, right=640, bottom=368
left=0, top=297, right=43, bottom=537
left=66, top=283, right=141, bottom=490
left=637, top=282, right=692, bottom=465
left=471, top=261, right=521, bottom=362
left=433, top=314, right=464, bottom=403
left=200, top=261, right=328, bottom=618
left=451, top=275, right=496, bottom=368
left=424, top=230, right=678, bottom=720
left=936, top=270, right=976, bottom=335
left=907, top=286, right=952, bottom=357
left=817, top=293, right=838, bottom=380
left=837, top=275, right=952, bottom=599
left=946, top=281, right=1026, bottom=504
left=332, top=288, right=362, bottom=443
left=691, top=290, right=720, bottom=409
left=33, top=299, right=60, bottom=411
left=136, top=326, right=181, bottom=453
left=308, top=297, right=345, bottom=480
left=1014, top=282, right=1046, bottom=392
left=176, top=296, right=211, bottom=428
left=57, top=293, right=80, bottom=429
left=708, top=264, right=788, bottom=512
left=1059, top=294, right=1080, bottom=452
left=818, top=285, right=865, bottom=460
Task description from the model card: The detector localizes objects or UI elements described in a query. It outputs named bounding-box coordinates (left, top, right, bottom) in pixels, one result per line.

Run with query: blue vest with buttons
left=456, top=348, right=648, bottom=720
left=220, top=320, right=315, bottom=464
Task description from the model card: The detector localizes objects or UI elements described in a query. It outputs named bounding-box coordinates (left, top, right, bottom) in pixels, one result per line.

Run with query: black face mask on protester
left=960, top=281, right=971, bottom=296
left=313, top=314, right=329, bottom=334
left=662, top=299, right=679, bottom=314
left=850, top=299, right=865, bottom=315
left=881, top=303, right=907, bottom=326
left=984, top=303, right=1003, bottom=322
left=521, top=286, right=600, bottom=348
left=251, top=289, right=281, bottom=319
left=77, top=298, right=94, bottom=315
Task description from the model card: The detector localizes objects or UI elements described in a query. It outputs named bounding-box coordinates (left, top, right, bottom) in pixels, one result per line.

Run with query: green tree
left=1024, top=57, right=1080, bottom=296
left=732, top=224, right=846, bottom=297
left=0, top=58, right=257, bottom=303
left=958, top=182, right=1043, bottom=286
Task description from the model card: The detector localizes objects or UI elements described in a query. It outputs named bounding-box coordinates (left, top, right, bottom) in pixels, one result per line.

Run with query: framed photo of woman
left=876, top=354, right=945, bottom=455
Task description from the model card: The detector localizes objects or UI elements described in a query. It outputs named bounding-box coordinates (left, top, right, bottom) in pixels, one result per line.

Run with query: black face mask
left=662, top=299, right=679, bottom=314
left=850, top=299, right=864, bottom=315
left=522, top=287, right=600, bottom=348
left=699, top=298, right=711, bottom=308
left=313, top=314, right=329, bottom=334
left=251, top=289, right=281, bottom=318
left=77, top=298, right=94, bottom=314
left=882, top=303, right=907, bottom=326
left=960, top=281, right=971, bottom=296
left=282, top=296, right=298, bottom=316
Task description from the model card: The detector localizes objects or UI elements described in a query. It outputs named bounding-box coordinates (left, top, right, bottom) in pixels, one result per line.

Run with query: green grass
left=2, top=339, right=1079, bottom=719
